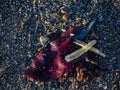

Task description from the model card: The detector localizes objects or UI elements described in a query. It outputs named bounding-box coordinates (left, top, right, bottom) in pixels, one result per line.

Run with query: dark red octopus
left=24, top=26, right=108, bottom=82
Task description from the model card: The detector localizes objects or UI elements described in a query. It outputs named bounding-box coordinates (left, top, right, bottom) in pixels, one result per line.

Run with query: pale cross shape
left=65, top=40, right=106, bottom=62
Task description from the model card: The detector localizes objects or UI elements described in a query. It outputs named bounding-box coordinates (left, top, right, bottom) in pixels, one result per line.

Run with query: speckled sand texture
left=0, top=0, right=120, bottom=90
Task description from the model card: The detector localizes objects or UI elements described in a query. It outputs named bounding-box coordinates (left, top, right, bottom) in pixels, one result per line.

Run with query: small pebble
left=76, top=17, right=81, bottom=22
left=103, top=85, right=107, bottom=90
left=61, top=29, right=66, bottom=32
left=62, top=14, right=68, bottom=21
left=60, top=7, right=68, bottom=14
left=0, top=68, right=4, bottom=74
left=115, top=72, right=119, bottom=76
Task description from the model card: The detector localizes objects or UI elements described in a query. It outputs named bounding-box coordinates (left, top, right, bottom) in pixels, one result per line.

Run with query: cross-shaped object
left=65, top=40, right=106, bottom=62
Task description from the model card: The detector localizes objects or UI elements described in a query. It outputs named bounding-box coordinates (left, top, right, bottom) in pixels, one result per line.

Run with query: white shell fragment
left=61, top=29, right=66, bottom=32
left=65, top=40, right=97, bottom=62
left=73, top=40, right=106, bottom=57
left=39, top=36, right=50, bottom=46
left=70, top=33, right=75, bottom=36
